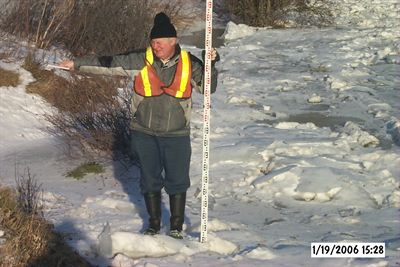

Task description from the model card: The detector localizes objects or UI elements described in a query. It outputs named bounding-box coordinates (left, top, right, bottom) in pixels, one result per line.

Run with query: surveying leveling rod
left=200, top=0, right=213, bottom=243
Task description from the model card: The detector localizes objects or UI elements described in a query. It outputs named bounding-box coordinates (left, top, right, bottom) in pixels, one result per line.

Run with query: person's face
left=150, top=37, right=177, bottom=60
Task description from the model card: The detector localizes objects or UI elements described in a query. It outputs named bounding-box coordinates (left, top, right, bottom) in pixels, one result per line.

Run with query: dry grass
left=22, top=53, right=59, bottom=102
left=0, top=186, right=92, bottom=267
left=0, top=67, right=19, bottom=87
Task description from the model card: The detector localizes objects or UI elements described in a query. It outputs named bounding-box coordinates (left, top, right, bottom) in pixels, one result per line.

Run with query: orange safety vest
left=134, top=47, right=192, bottom=98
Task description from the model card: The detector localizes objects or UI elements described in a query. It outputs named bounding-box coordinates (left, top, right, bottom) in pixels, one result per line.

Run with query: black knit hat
left=150, top=12, right=177, bottom=39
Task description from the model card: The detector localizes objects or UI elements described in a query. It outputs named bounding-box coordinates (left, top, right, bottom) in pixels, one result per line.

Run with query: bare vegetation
left=22, top=54, right=132, bottom=158
left=15, top=167, right=43, bottom=215
left=0, top=0, right=193, bottom=56
left=0, top=68, right=19, bottom=87
left=224, top=0, right=334, bottom=27
left=0, top=172, right=92, bottom=267
left=44, top=75, right=132, bottom=158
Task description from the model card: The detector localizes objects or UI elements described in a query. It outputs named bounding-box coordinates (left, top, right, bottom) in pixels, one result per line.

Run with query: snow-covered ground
left=1, top=0, right=399, bottom=266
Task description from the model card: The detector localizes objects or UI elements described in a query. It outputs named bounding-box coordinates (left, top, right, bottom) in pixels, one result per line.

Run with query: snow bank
left=110, top=233, right=183, bottom=258
left=243, top=246, right=276, bottom=260
left=99, top=230, right=238, bottom=260
left=0, top=61, right=54, bottom=152
left=68, top=191, right=239, bottom=262
left=223, top=22, right=257, bottom=41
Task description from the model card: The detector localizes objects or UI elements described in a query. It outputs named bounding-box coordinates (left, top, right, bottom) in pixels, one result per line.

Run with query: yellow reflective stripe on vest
left=146, top=47, right=154, bottom=64
left=176, top=50, right=190, bottom=98
left=140, top=47, right=154, bottom=96
left=140, top=65, right=152, bottom=97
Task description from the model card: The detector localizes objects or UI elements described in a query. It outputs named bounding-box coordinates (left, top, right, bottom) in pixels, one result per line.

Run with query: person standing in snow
left=59, top=12, right=219, bottom=239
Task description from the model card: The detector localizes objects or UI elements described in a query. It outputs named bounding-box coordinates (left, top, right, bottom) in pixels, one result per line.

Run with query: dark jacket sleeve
left=74, top=49, right=147, bottom=71
left=190, top=53, right=219, bottom=94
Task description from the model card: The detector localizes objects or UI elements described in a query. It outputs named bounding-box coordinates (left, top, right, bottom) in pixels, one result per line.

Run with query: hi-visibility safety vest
left=134, top=47, right=192, bottom=98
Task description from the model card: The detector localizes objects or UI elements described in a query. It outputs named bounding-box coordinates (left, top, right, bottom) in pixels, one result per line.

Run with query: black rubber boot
left=143, top=191, right=161, bottom=235
left=168, top=192, right=186, bottom=239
